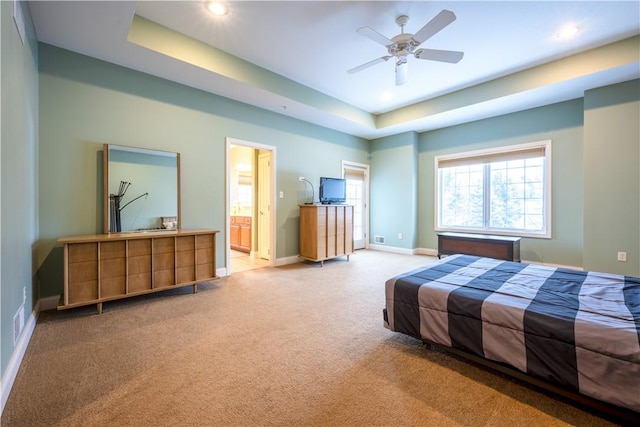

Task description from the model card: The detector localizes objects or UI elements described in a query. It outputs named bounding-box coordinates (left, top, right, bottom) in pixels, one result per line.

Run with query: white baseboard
left=1, top=299, right=40, bottom=416
left=370, top=245, right=439, bottom=258
left=368, top=246, right=582, bottom=270
left=39, top=295, right=60, bottom=312
left=522, top=259, right=582, bottom=271
left=414, top=247, right=439, bottom=257
left=369, top=244, right=418, bottom=255
left=277, top=256, right=302, bottom=266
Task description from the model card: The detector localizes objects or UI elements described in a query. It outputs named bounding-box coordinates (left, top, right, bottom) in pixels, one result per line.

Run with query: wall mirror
left=103, top=144, right=181, bottom=233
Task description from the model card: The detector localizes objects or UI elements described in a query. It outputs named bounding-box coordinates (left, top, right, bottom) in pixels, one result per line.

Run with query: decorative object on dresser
left=58, top=229, right=219, bottom=314
left=437, top=232, right=520, bottom=261
left=298, top=177, right=315, bottom=204
left=299, top=204, right=354, bottom=266
left=109, top=180, right=149, bottom=232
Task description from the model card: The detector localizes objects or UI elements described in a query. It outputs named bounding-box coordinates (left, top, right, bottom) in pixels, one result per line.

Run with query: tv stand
left=299, top=204, right=354, bottom=266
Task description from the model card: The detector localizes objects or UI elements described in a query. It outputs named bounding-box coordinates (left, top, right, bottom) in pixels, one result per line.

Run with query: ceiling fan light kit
left=395, top=58, right=408, bottom=86
left=349, top=10, right=464, bottom=86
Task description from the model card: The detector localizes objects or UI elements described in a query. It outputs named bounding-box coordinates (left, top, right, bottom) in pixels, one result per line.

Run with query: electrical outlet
left=299, top=176, right=305, bottom=181
left=23, top=286, right=26, bottom=304
left=617, top=251, right=627, bottom=262
left=279, top=191, right=284, bottom=199
left=398, top=232, right=403, bottom=240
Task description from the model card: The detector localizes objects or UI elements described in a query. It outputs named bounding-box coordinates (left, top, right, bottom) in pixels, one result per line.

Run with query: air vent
left=13, top=305, right=24, bottom=346
left=374, top=235, right=385, bottom=244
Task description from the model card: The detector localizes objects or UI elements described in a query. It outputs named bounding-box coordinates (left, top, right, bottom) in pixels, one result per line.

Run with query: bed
left=383, top=254, right=640, bottom=417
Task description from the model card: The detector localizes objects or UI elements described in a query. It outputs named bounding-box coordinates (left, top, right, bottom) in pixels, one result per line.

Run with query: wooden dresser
left=299, top=204, right=354, bottom=266
left=57, top=229, right=219, bottom=313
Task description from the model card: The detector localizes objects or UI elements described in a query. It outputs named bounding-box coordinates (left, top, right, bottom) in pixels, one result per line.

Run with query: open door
left=227, top=138, right=276, bottom=275
left=257, top=151, right=271, bottom=260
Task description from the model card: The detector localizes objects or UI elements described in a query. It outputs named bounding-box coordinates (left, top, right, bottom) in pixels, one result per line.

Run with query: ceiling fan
left=348, top=10, right=464, bottom=86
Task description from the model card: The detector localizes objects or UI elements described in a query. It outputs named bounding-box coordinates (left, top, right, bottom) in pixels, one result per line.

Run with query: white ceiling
left=29, top=1, right=640, bottom=139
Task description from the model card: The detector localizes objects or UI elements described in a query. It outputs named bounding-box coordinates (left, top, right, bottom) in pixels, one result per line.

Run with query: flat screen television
left=319, top=177, right=347, bottom=204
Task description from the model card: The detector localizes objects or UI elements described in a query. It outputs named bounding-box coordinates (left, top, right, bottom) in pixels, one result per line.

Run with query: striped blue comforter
left=384, top=254, right=640, bottom=412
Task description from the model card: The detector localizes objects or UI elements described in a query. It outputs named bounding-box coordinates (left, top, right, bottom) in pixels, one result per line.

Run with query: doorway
left=342, top=161, right=369, bottom=250
left=227, top=138, right=276, bottom=274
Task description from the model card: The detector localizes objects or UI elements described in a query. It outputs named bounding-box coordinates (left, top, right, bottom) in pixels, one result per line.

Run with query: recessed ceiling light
left=206, top=1, right=228, bottom=16
left=556, top=24, right=582, bottom=40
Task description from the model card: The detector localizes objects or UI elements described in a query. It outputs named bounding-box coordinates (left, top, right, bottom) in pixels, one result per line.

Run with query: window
left=237, top=184, right=252, bottom=207
left=435, top=140, right=551, bottom=238
left=345, top=175, right=364, bottom=242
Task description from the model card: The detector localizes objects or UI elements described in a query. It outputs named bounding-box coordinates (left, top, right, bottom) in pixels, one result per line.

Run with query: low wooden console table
left=437, top=232, right=521, bottom=262
left=58, top=229, right=219, bottom=314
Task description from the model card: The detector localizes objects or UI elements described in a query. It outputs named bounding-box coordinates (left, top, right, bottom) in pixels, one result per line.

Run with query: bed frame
left=420, top=339, right=640, bottom=424
left=384, top=254, right=640, bottom=423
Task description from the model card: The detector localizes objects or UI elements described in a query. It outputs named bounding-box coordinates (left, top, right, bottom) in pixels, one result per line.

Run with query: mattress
left=384, top=254, right=640, bottom=412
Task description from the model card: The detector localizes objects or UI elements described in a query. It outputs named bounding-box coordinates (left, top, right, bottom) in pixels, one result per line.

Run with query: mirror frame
left=103, top=144, right=181, bottom=233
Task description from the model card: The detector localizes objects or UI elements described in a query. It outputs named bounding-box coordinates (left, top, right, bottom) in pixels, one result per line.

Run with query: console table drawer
left=437, top=232, right=520, bottom=262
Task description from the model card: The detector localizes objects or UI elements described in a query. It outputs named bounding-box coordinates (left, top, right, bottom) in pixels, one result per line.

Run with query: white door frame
left=342, top=160, right=370, bottom=250
left=226, top=137, right=277, bottom=274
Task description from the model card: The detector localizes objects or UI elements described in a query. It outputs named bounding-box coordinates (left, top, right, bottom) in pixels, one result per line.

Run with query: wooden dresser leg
left=193, top=284, right=198, bottom=293
left=96, top=303, right=103, bottom=315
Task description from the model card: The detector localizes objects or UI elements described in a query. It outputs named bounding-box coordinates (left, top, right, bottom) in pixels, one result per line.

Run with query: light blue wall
left=416, top=100, right=585, bottom=267
left=369, top=132, right=418, bottom=249
left=37, top=43, right=369, bottom=298
left=1, top=0, right=39, bottom=381
left=583, top=80, right=640, bottom=275
left=369, top=89, right=640, bottom=274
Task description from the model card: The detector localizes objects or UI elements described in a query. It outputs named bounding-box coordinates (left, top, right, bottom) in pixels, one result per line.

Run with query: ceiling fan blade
left=412, top=9, right=457, bottom=45
left=415, top=48, right=464, bottom=63
left=348, top=56, right=391, bottom=74
left=356, top=26, right=394, bottom=46
left=395, top=59, right=408, bottom=86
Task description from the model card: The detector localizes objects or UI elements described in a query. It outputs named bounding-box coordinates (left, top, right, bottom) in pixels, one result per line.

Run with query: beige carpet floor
left=1, top=250, right=624, bottom=426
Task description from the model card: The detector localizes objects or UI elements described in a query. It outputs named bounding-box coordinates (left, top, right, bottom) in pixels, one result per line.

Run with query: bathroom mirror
left=103, top=144, right=181, bottom=233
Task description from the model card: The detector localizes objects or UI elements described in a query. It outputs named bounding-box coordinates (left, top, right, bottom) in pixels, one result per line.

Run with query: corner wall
left=369, top=132, right=419, bottom=251
left=583, top=80, right=640, bottom=275
left=1, top=0, right=39, bottom=408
